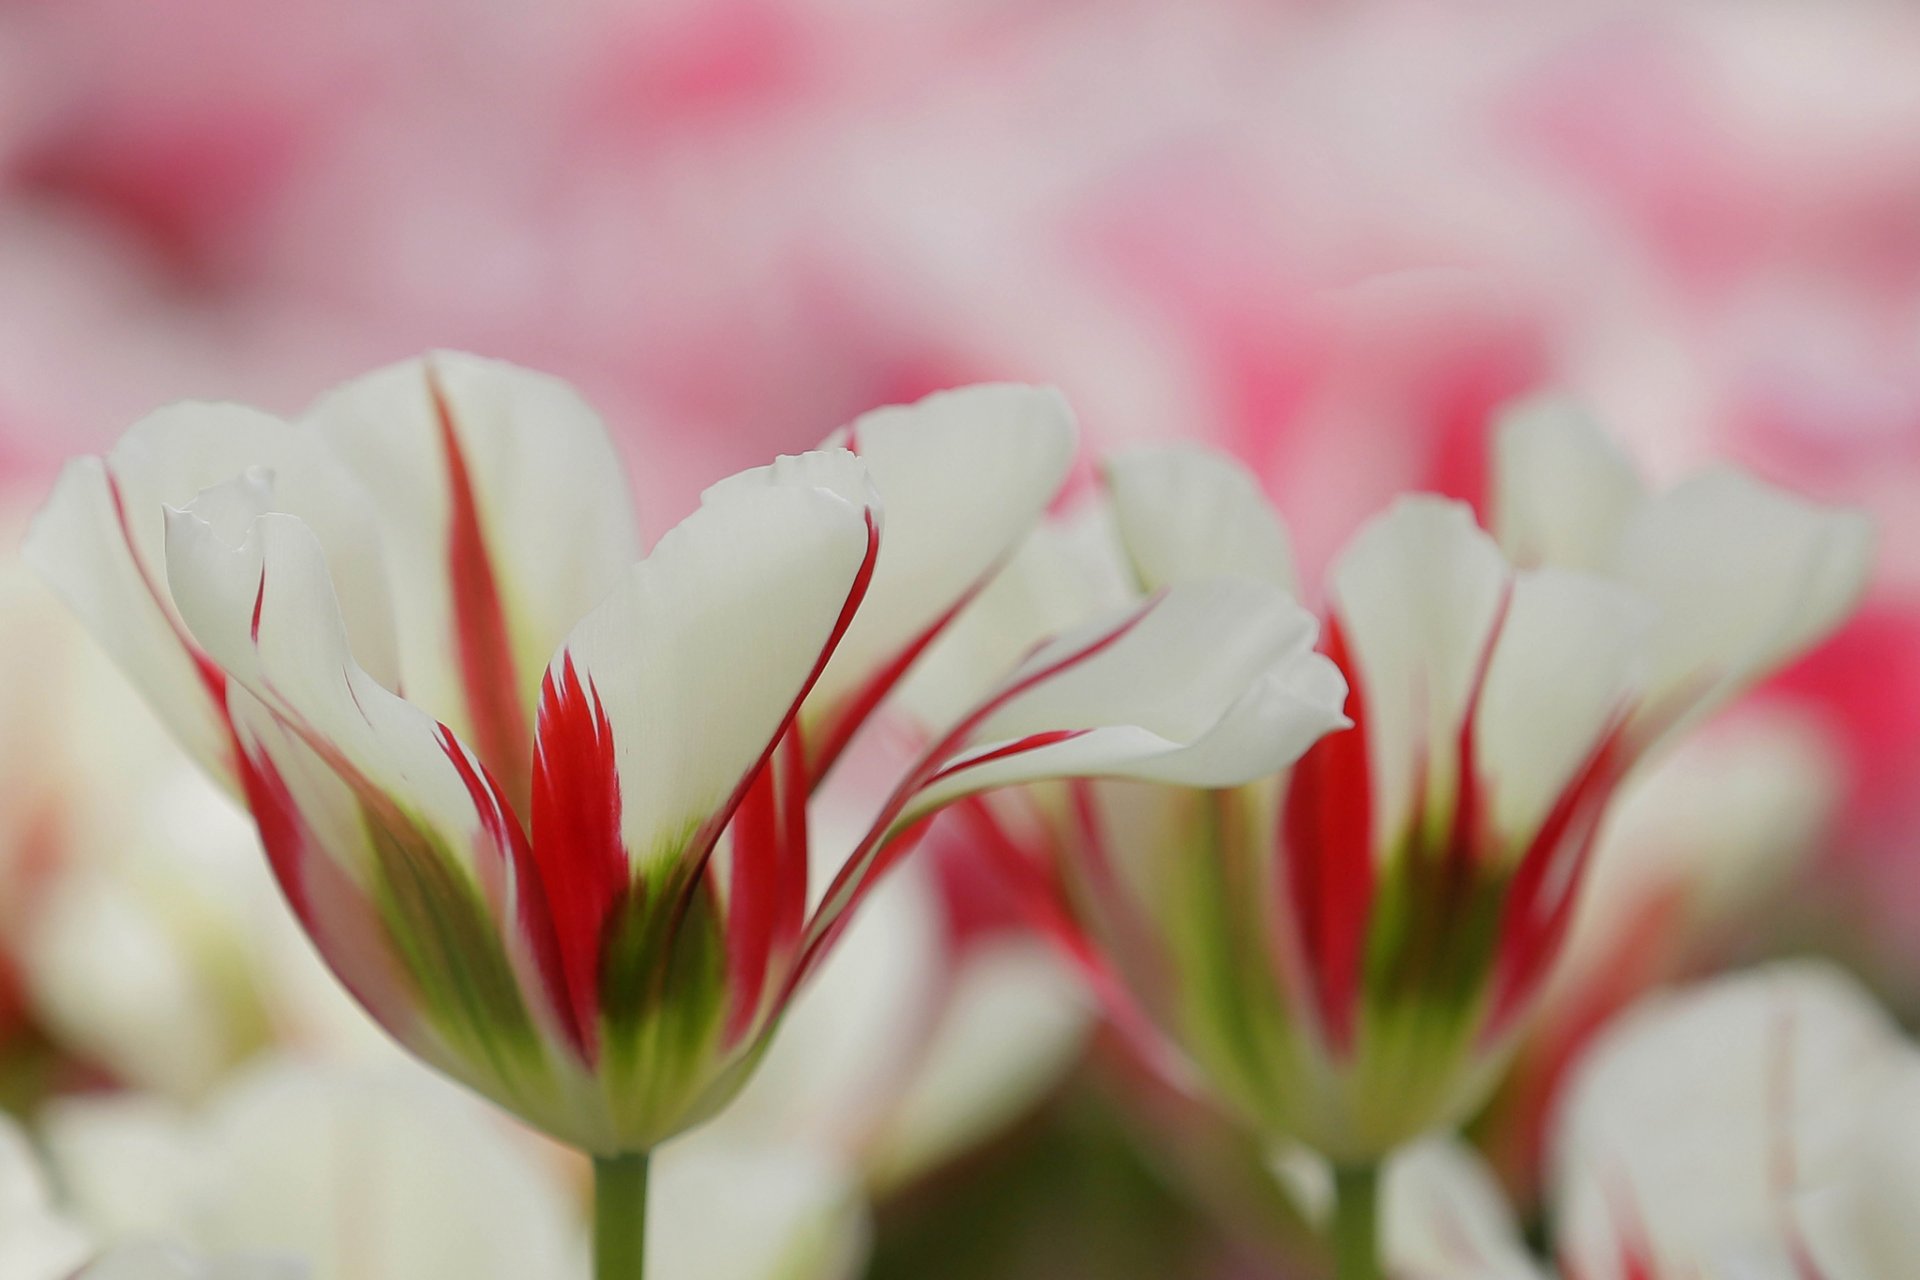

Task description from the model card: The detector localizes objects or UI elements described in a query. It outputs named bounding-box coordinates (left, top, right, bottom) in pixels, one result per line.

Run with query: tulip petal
left=798, top=384, right=1077, bottom=774
left=1383, top=1141, right=1545, bottom=1280
left=1104, top=446, right=1297, bottom=593
left=1475, top=569, right=1652, bottom=850
left=305, top=352, right=641, bottom=803
left=1492, top=398, right=1645, bottom=573
left=531, top=452, right=879, bottom=1048
left=1554, top=963, right=1908, bottom=1280
left=1329, top=497, right=1510, bottom=851
left=164, top=487, right=583, bottom=1128
left=1611, top=469, right=1873, bottom=739
left=915, top=578, right=1348, bottom=807
left=25, top=404, right=394, bottom=791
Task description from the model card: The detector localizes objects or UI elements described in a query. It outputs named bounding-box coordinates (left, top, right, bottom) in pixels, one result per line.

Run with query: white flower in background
left=0, top=529, right=377, bottom=1100
left=1555, top=962, right=1919, bottom=1280
left=42, top=1050, right=869, bottom=1280
left=1383, top=962, right=1920, bottom=1280
left=3, top=1109, right=301, bottom=1280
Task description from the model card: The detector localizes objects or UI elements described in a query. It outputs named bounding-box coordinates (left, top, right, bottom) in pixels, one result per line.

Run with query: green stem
left=1331, top=1163, right=1384, bottom=1280
left=593, top=1152, right=651, bottom=1280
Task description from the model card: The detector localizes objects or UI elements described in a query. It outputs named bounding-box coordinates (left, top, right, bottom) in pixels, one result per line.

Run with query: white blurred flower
left=41, top=1049, right=873, bottom=1280
left=1384, top=962, right=1920, bottom=1280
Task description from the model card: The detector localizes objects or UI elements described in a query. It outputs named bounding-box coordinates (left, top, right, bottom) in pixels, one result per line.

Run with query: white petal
left=1797, top=1064, right=1920, bottom=1280
left=547, top=455, right=876, bottom=874
left=713, top=857, right=945, bottom=1152
left=49, top=1056, right=582, bottom=1280
left=1557, top=708, right=1839, bottom=994
left=1104, top=446, right=1297, bottom=592
left=1329, top=497, right=1510, bottom=848
left=0, top=1115, right=94, bottom=1280
left=650, top=1136, right=869, bottom=1280
left=25, top=404, right=394, bottom=789
left=304, top=353, right=641, bottom=784
left=803, top=384, right=1077, bottom=754
left=897, top=511, right=1136, bottom=736
left=867, top=936, right=1091, bottom=1187
left=164, top=485, right=575, bottom=1093
left=1492, top=398, right=1646, bottom=573
left=1554, top=962, right=1910, bottom=1280
left=1384, top=1141, right=1546, bottom=1280
left=163, top=489, right=498, bottom=865
left=1612, top=469, right=1873, bottom=738
left=1474, top=569, right=1652, bottom=850
left=78, top=1243, right=309, bottom=1280
left=912, top=578, right=1348, bottom=810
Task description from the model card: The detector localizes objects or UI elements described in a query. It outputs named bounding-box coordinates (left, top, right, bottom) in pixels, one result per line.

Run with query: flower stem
left=1331, top=1163, right=1384, bottom=1280
left=593, top=1152, right=651, bottom=1280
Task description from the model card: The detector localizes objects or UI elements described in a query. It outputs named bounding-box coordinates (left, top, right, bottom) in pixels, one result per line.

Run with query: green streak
left=1331, top=1163, right=1384, bottom=1280
left=594, top=1152, right=652, bottom=1280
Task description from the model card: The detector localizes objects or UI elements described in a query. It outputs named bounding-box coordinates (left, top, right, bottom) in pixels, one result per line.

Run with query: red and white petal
left=1475, top=569, right=1652, bottom=852
left=911, top=578, right=1349, bottom=810
left=898, top=512, right=1136, bottom=737
left=1553, top=963, right=1909, bottom=1280
left=164, top=487, right=579, bottom=1087
left=1104, top=446, right=1297, bottom=593
left=1492, top=398, right=1646, bottom=573
left=529, top=456, right=877, bottom=1031
left=304, top=352, right=641, bottom=798
left=25, top=404, right=394, bottom=791
left=1610, top=469, right=1873, bottom=740
left=1328, top=497, right=1509, bottom=853
left=801, top=384, right=1077, bottom=771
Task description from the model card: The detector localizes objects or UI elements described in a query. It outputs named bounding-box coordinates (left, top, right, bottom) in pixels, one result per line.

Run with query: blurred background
left=1, top=0, right=1917, bottom=1276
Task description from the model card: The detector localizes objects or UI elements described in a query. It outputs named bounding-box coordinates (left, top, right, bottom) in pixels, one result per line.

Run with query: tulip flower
left=1382, top=962, right=1920, bottom=1280
left=27, top=351, right=1348, bottom=1276
left=918, top=402, right=1869, bottom=1277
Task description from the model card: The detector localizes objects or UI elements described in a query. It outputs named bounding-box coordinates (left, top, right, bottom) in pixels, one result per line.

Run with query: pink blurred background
left=1, top=1, right=1917, bottom=1264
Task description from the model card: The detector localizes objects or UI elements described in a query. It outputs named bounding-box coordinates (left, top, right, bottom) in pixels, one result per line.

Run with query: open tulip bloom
left=914, top=401, right=1870, bottom=1277
left=25, top=352, right=1350, bottom=1277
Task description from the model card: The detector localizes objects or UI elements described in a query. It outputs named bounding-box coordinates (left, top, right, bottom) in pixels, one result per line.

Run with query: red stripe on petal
left=429, top=365, right=534, bottom=810
left=807, top=584, right=984, bottom=783
left=1281, top=619, right=1374, bottom=1056
left=530, top=655, right=629, bottom=1062
left=662, top=508, right=882, bottom=971
left=236, top=745, right=418, bottom=1040
left=722, top=726, right=811, bottom=1044
left=106, top=472, right=234, bottom=724
left=438, top=726, right=584, bottom=1060
left=791, top=597, right=1158, bottom=990
left=1483, top=723, right=1628, bottom=1039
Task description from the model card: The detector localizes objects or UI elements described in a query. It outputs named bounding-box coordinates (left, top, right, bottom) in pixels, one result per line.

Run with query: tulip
left=1383, top=962, right=1920, bottom=1280
left=920, top=403, right=1869, bottom=1277
left=27, top=351, right=1348, bottom=1276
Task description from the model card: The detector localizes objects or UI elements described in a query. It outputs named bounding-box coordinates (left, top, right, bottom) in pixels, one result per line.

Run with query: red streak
left=1484, top=723, right=1628, bottom=1039
left=530, top=656, right=630, bottom=1062
left=722, top=726, right=810, bottom=1044
left=1281, top=619, right=1375, bottom=1055
left=430, top=366, right=533, bottom=810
